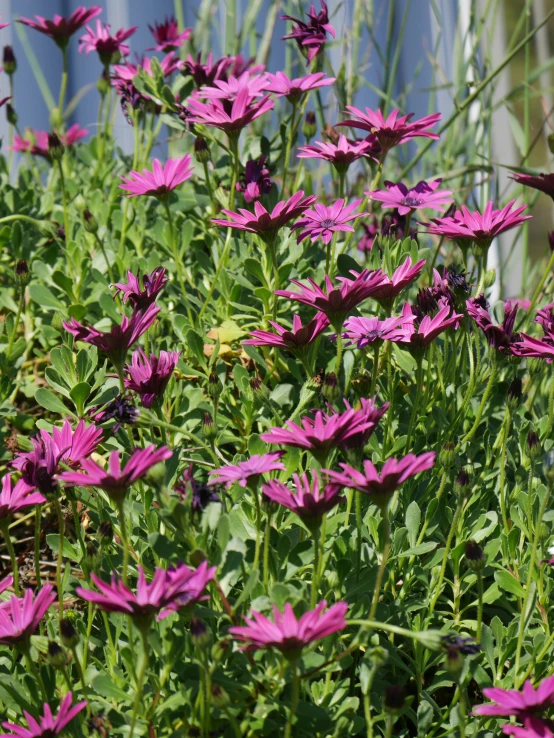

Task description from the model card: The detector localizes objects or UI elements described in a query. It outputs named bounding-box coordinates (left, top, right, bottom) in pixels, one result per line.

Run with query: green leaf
left=35, top=388, right=74, bottom=416
left=28, top=284, right=65, bottom=310
left=45, top=534, right=80, bottom=561
left=69, top=381, right=91, bottom=415
left=405, top=501, right=421, bottom=548
left=91, top=673, right=132, bottom=702
left=494, top=570, right=525, bottom=598
left=397, top=542, right=437, bottom=558
left=186, top=329, right=208, bottom=370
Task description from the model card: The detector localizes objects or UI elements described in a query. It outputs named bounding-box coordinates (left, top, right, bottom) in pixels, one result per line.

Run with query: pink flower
left=0, top=18, right=8, bottom=30
left=113, top=267, right=167, bottom=309
left=422, top=201, right=531, bottom=250
left=275, top=269, right=386, bottom=327
left=211, top=192, right=317, bottom=241
left=281, top=1, right=336, bottom=65
left=262, top=472, right=344, bottom=523
left=0, top=577, right=13, bottom=597
left=76, top=562, right=215, bottom=623
left=398, top=300, right=462, bottom=356
left=337, top=108, right=441, bottom=153
left=0, top=475, right=45, bottom=520
left=199, top=73, right=268, bottom=101
left=79, top=20, right=137, bottom=64
left=368, top=179, right=453, bottom=216
left=124, top=349, right=180, bottom=408
left=18, top=7, right=102, bottom=47
left=467, top=296, right=520, bottom=353
left=1, top=693, right=87, bottom=738
left=0, top=585, right=56, bottom=646
left=341, top=313, right=414, bottom=349
left=503, top=718, right=554, bottom=738
left=59, top=446, right=173, bottom=501
left=325, top=453, right=436, bottom=508
left=10, top=125, right=88, bottom=158
left=261, top=398, right=388, bottom=462
left=229, top=600, right=347, bottom=653
left=358, top=256, right=426, bottom=312
left=183, top=52, right=231, bottom=87
left=510, top=172, right=554, bottom=200
left=208, top=452, right=285, bottom=489
left=113, top=52, right=183, bottom=82
left=473, top=676, right=554, bottom=718
left=120, top=156, right=193, bottom=198
left=236, top=156, right=273, bottom=203
left=298, top=134, right=377, bottom=172
left=63, top=303, right=160, bottom=369
left=186, top=87, right=273, bottom=133
left=147, top=16, right=192, bottom=52
left=244, top=313, right=329, bottom=354
left=263, top=71, right=335, bottom=100
left=291, top=198, right=369, bottom=244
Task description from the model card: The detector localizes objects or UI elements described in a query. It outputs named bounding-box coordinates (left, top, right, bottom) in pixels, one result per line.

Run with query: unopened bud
left=194, top=136, right=211, bottom=163
left=97, top=71, right=110, bottom=96
left=439, top=441, right=456, bottom=469
left=211, top=638, right=230, bottom=662
left=444, top=644, right=463, bottom=679
left=15, top=260, right=31, bottom=288
left=249, top=377, right=269, bottom=402
left=465, top=540, right=485, bottom=571
left=6, top=104, right=17, bottom=126
left=60, top=618, right=80, bottom=648
left=527, top=431, right=541, bottom=460
left=384, top=685, right=406, bottom=712
left=507, top=378, right=523, bottom=410
left=98, top=520, right=113, bottom=544
left=302, top=111, right=317, bottom=140
left=52, top=311, right=65, bottom=333
left=202, top=411, right=217, bottom=440
left=190, top=617, right=210, bottom=648
left=83, top=209, right=99, bottom=234
left=321, top=372, right=340, bottom=403
left=50, top=106, right=62, bottom=129
left=3, top=46, right=16, bottom=75
left=207, top=372, right=222, bottom=398
left=85, top=541, right=100, bottom=570
left=47, top=641, right=68, bottom=669
left=455, top=468, right=470, bottom=497
left=483, top=269, right=496, bottom=289
left=210, top=684, right=230, bottom=708
left=48, top=132, right=64, bottom=161
left=321, top=123, right=340, bottom=145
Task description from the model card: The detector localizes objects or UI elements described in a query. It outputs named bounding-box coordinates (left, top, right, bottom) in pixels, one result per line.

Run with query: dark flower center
left=400, top=197, right=423, bottom=207
left=320, top=218, right=336, bottom=229
left=364, top=329, right=382, bottom=342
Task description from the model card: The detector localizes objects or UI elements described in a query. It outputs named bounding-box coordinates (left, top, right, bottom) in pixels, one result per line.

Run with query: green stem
left=527, top=459, right=535, bottom=542
left=116, top=499, right=130, bottom=585
left=252, top=487, right=262, bottom=573
left=52, top=499, right=65, bottom=620
left=311, top=528, right=320, bottom=608
left=1, top=521, right=19, bottom=595
left=498, top=414, right=511, bottom=538
left=477, top=570, right=484, bottom=642
left=34, top=505, right=42, bottom=588
left=129, top=630, right=150, bottom=738
left=5, top=289, right=25, bottom=360
left=23, top=643, right=48, bottom=702
left=163, top=200, right=194, bottom=324
left=263, top=511, right=271, bottom=591
left=429, top=497, right=464, bottom=617
left=58, top=47, right=68, bottom=119
left=334, top=330, right=344, bottom=378
left=267, top=238, right=280, bottom=322
left=368, top=508, right=390, bottom=620
left=56, top=160, right=70, bottom=246
left=70, top=645, right=90, bottom=707
left=280, top=101, right=298, bottom=197
left=284, top=662, right=300, bottom=738
left=94, top=233, right=114, bottom=283
left=406, top=356, right=425, bottom=451
left=548, top=378, right=554, bottom=432
left=369, top=343, right=380, bottom=396
left=202, top=159, right=217, bottom=215
left=514, top=480, right=553, bottom=682
left=355, top=492, right=363, bottom=583
left=459, top=361, right=498, bottom=447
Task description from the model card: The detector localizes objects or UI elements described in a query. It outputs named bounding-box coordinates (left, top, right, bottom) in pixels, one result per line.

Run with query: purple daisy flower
left=147, top=16, right=192, bottom=52
left=243, top=313, right=329, bottom=354
left=466, top=296, right=520, bottom=354
left=113, top=267, right=167, bottom=309
left=263, top=71, right=335, bottom=100
left=298, top=134, right=377, bottom=173
left=341, top=312, right=414, bottom=349
left=291, top=198, right=369, bottom=244
left=0, top=474, right=45, bottom=520
left=262, top=472, right=344, bottom=524
left=0, top=585, right=56, bottom=646
left=208, top=452, right=286, bottom=489
left=337, top=107, right=441, bottom=153
left=124, top=349, right=180, bottom=408
left=281, top=1, right=336, bottom=65
left=367, top=179, right=453, bottom=216
left=473, top=675, right=554, bottom=718
left=0, top=693, right=87, bottom=738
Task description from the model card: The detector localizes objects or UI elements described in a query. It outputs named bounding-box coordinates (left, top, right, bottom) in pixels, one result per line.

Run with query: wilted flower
left=19, top=7, right=102, bottom=48
left=229, top=600, right=347, bottom=654
left=337, top=107, right=441, bottom=153
left=368, top=179, right=453, bottom=215
left=281, top=1, right=336, bottom=65
left=510, top=171, right=554, bottom=200
left=467, top=297, right=520, bottom=354
left=90, top=395, right=139, bottom=432
left=76, top=562, right=216, bottom=623
left=124, top=349, right=180, bottom=408
left=208, top=452, right=285, bottom=489
left=236, top=156, right=273, bottom=203
left=174, top=465, right=221, bottom=512
left=0, top=693, right=87, bottom=738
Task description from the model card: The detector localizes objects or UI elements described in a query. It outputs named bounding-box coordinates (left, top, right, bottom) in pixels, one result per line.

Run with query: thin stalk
left=514, top=481, right=553, bottom=682
left=56, top=160, right=70, bottom=246
left=477, top=570, right=484, bottom=642
left=163, top=200, right=194, bottom=323
left=94, top=233, right=114, bottom=283
left=459, top=361, right=498, bottom=447
left=311, top=528, right=320, bottom=608
left=334, top=330, right=344, bottom=378
left=526, top=250, right=554, bottom=320
left=116, top=499, right=130, bottom=585
left=280, top=100, right=298, bottom=197
left=129, top=630, right=150, bottom=738
left=0, top=521, right=19, bottom=595
left=70, top=645, right=90, bottom=706
left=23, top=644, right=48, bottom=702
left=368, top=508, right=390, bottom=620
left=5, top=289, right=25, bottom=359
left=58, top=47, right=69, bottom=119
left=202, top=160, right=217, bottom=214
left=429, top=497, right=464, bottom=616
left=52, top=499, right=65, bottom=620
left=34, top=505, right=42, bottom=588
left=252, top=487, right=262, bottom=573
left=369, top=343, right=380, bottom=396
left=355, top=492, right=363, bottom=582
left=263, top=511, right=271, bottom=591
left=406, top=356, right=425, bottom=451
left=499, top=412, right=511, bottom=537
left=284, top=662, right=300, bottom=738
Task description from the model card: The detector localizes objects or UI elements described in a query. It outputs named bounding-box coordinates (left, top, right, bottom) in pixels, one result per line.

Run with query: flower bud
left=483, top=269, right=496, bottom=289
left=60, top=618, right=80, bottom=648
left=527, top=431, right=542, bottom=460
left=194, top=136, right=211, bottom=163
left=97, top=71, right=110, bottom=96
left=190, top=617, right=210, bottom=648
left=210, top=684, right=230, bottom=709
left=507, top=378, right=523, bottom=411
left=52, top=311, right=65, bottom=333
left=50, top=106, right=62, bottom=129
left=15, top=260, right=31, bottom=288
left=249, top=377, right=270, bottom=402
left=48, top=132, right=65, bottom=161
left=384, top=685, right=406, bottom=713
left=548, top=132, right=554, bottom=155
left=202, top=411, right=217, bottom=440
left=82, top=209, right=99, bottom=234
left=6, top=104, right=17, bottom=126
left=3, top=46, right=16, bottom=75
left=321, top=372, right=340, bottom=403
left=85, top=541, right=100, bottom=570
left=438, top=441, right=456, bottom=470
left=206, top=372, right=222, bottom=398
left=464, top=540, right=485, bottom=571
left=98, top=520, right=113, bottom=544
left=455, top=468, right=470, bottom=498
left=211, top=638, right=230, bottom=663
left=302, top=111, right=317, bottom=140
left=444, top=644, right=463, bottom=679
left=47, top=641, right=68, bottom=669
